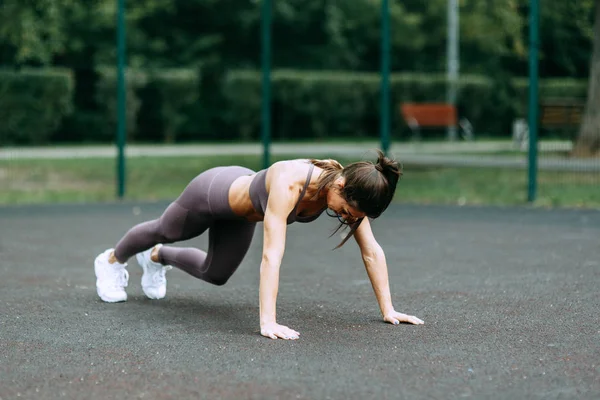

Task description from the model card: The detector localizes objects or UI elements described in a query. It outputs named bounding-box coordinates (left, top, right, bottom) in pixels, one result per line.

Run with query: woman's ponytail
left=374, top=149, right=402, bottom=194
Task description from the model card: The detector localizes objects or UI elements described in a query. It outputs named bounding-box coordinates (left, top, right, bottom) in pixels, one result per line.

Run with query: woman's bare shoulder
left=268, top=159, right=312, bottom=181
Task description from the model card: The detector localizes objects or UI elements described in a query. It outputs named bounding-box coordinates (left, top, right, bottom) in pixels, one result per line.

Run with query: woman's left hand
left=384, top=310, right=424, bottom=325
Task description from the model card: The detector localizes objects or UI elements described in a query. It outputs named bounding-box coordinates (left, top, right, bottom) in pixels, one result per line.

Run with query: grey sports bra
left=248, top=163, right=327, bottom=224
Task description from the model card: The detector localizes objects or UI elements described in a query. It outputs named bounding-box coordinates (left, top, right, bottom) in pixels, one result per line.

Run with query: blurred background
left=0, top=0, right=598, bottom=208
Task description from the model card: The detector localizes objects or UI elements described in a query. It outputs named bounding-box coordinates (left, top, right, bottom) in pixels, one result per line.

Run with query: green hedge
left=0, top=67, right=589, bottom=145
left=94, top=67, right=200, bottom=143
left=222, top=70, right=588, bottom=140
left=95, top=67, right=148, bottom=142
left=0, top=68, right=74, bottom=145
left=512, top=77, right=588, bottom=119
left=224, top=70, right=495, bottom=139
left=140, top=69, right=200, bottom=143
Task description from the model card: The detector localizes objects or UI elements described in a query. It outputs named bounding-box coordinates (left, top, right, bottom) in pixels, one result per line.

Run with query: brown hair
left=309, top=150, right=402, bottom=248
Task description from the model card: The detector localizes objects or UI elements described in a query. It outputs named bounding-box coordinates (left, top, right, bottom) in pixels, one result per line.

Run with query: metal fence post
left=380, top=0, right=391, bottom=156
left=116, top=0, right=127, bottom=199
left=447, top=0, right=459, bottom=142
left=528, top=0, right=539, bottom=202
left=261, top=0, right=272, bottom=169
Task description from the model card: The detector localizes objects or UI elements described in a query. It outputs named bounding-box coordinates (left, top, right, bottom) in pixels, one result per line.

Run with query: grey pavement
left=1, top=202, right=599, bottom=399
left=2, top=140, right=597, bottom=172
left=0, top=140, right=566, bottom=159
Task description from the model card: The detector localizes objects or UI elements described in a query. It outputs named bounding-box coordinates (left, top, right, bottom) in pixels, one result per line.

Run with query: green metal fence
left=0, top=0, right=598, bottom=208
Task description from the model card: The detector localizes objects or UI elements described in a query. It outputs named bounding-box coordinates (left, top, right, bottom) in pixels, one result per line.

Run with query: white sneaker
left=94, top=249, right=129, bottom=303
left=136, top=244, right=172, bottom=300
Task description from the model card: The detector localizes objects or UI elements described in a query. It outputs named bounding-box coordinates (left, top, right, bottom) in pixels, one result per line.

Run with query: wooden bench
left=400, top=103, right=473, bottom=141
left=512, top=98, right=585, bottom=149
left=539, top=99, right=584, bottom=140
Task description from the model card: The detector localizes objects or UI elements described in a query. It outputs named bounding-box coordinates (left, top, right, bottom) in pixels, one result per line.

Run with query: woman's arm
left=259, top=167, right=301, bottom=340
left=353, top=218, right=424, bottom=325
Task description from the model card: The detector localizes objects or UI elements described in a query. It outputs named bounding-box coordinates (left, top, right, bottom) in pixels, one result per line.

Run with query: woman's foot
left=94, top=249, right=129, bottom=302
left=136, top=244, right=172, bottom=300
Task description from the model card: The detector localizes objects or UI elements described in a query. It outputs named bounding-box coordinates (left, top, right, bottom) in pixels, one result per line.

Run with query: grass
left=446, top=150, right=577, bottom=158
left=0, top=155, right=599, bottom=209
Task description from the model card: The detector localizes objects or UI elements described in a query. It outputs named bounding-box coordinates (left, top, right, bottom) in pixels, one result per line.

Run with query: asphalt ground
left=1, top=202, right=599, bottom=399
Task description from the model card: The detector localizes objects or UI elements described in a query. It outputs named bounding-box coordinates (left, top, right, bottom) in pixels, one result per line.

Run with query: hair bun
left=374, top=149, right=402, bottom=178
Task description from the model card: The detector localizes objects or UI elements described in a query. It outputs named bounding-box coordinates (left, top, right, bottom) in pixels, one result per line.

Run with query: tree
left=0, top=0, right=73, bottom=66
left=574, top=0, right=600, bottom=157
left=538, top=0, right=594, bottom=78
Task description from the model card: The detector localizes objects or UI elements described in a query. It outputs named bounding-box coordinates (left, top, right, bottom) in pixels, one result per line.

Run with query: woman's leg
left=111, top=166, right=236, bottom=263
left=112, top=201, right=211, bottom=263
left=95, top=166, right=253, bottom=302
left=158, top=219, right=257, bottom=286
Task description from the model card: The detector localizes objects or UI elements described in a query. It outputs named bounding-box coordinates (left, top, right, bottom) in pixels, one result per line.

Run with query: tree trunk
left=573, top=0, right=600, bottom=157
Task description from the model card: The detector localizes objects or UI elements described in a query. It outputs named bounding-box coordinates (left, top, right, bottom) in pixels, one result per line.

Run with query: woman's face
left=326, top=179, right=366, bottom=224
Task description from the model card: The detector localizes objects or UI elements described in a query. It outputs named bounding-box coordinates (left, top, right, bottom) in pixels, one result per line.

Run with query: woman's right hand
left=260, top=322, right=300, bottom=340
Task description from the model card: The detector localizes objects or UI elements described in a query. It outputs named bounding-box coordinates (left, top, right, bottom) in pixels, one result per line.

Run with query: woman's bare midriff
left=228, top=175, right=264, bottom=221
left=227, top=161, right=328, bottom=222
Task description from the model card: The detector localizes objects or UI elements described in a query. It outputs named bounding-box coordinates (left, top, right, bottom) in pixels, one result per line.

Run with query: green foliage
left=95, top=67, right=148, bottom=142
left=222, top=70, right=262, bottom=141
left=1, top=0, right=595, bottom=77
left=143, top=69, right=200, bottom=142
left=512, top=77, right=589, bottom=115
left=223, top=69, right=590, bottom=141
left=460, top=0, right=527, bottom=71
left=2, top=67, right=589, bottom=145
left=0, top=0, right=597, bottom=150
left=275, top=71, right=375, bottom=139
left=539, top=0, right=595, bottom=76
left=0, top=0, right=73, bottom=65
left=221, top=69, right=522, bottom=140
left=69, top=67, right=202, bottom=144
left=0, top=68, right=73, bottom=145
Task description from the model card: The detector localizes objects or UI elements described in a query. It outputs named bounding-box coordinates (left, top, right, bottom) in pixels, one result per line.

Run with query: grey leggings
left=114, top=166, right=257, bottom=286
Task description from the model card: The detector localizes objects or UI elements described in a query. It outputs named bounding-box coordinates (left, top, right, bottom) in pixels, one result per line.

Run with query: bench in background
left=539, top=98, right=585, bottom=140
left=400, top=103, right=474, bottom=141
left=512, top=98, right=585, bottom=149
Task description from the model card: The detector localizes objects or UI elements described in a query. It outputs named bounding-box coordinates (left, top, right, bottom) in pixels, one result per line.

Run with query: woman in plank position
left=94, top=150, right=424, bottom=340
